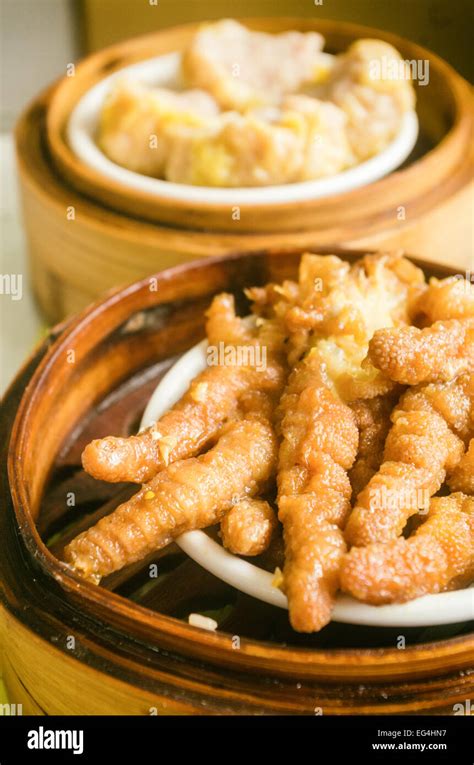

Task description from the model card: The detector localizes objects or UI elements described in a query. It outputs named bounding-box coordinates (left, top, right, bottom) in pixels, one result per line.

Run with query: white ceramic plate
left=67, top=51, right=419, bottom=206
left=140, top=338, right=474, bottom=627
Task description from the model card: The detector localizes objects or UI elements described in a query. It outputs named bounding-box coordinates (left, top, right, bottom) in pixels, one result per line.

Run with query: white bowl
left=67, top=51, right=419, bottom=207
left=140, top=338, right=474, bottom=627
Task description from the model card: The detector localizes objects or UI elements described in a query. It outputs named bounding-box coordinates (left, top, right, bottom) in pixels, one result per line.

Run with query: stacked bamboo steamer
left=15, top=18, right=474, bottom=324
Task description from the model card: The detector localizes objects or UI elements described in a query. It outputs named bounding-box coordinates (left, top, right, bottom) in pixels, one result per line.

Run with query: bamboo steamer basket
left=1, top=249, right=473, bottom=715
left=15, top=19, right=473, bottom=324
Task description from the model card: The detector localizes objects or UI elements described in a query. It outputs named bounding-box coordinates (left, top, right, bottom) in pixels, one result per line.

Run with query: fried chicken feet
left=66, top=418, right=277, bottom=582
left=341, top=494, right=474, bottom=603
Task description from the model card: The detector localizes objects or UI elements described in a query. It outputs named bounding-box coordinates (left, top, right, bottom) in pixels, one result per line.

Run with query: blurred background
left=1, top=0, right=473, bottom=391
left=2, top=0, right=473, bottom=133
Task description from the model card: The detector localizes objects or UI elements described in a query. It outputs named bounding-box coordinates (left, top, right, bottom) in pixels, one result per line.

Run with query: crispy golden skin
left=248, top=252, right=422, bottom=398
left=349, top=392, right=399, bottom=499
left=246, top=256, right=349, bottom=368
left=285, top=252, right=422, bottom=395
left=82, top=364, right=248, bottom=484
left=284, top=254, right=352, bottom=365
left=65, top=418, right=277, bottom=582
left=367, top=319, right=474, bottom=385
left=249, top=251, right=423, bottom=371
left=205, top=292, right=254, bottom=346
left=449, top=440, right=474, bottom=495
left=399, top=373, right=474, bottom=444
left=277, top=351, right=358, bottom=632
left=271, top=252, right=427, bottom=630
left=341, top=494, right=474, bottom=603
left=415, top=276, right=474, bottom=323
left=220, top=498, right=277, bottom=556
left=64, top=251, right=474, bottom=625
left=345, top=383, right=464, bottom=546
left=82, top=294, right=287, bottom=483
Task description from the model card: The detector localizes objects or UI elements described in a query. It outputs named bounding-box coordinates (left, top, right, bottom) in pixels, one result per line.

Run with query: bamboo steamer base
left=1, top=249, right=473, bottom=715
left=16, top=77, right=473, bottom=325
left=1, top=602, right=472, bottom=716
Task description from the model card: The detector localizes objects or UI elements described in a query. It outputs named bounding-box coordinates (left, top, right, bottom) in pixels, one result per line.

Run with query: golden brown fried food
left=249, top=252, right=423, bottom=376
left=82, top=294, right=287, bottom=483
left=341, top=494, right=474, bottom=603
left=367, top=319, right=474, bottom=385
left=309, top=254, right=423, bottom=401
left=274, top=253, right=429, bottom=623
left=284, top=253, right=423, bottom=394
left=448, top=440, right=474, bottom=495
left=246, top=280, right=300, bottom=317
left=66, top=249, right=474, bottom=630
left=345, top=383, right=464, bottom=546
left=181, top=19, right=324, bottom=110
left=283, top=254, right=351, bottom=364
left=82, top=363, right=248, bottom=484
left=414, top=276, right=474, bottom=323
left=220, top=498, right=277, bottom=556
left=65, top=418, right=278, bottom=582
left=399, top=373, right=474, bottom=444
left=205, top=292, right=254, bottom=347
left=349, top=392, right=399, bottom=499
left=277, top=350, right=358, bottom=632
